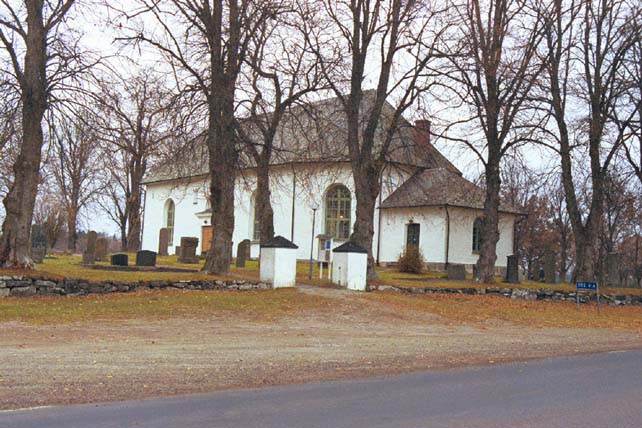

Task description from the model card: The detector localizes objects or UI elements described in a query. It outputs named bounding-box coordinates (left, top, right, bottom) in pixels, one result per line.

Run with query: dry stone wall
left=367, top=284, right=642, bottom=306
left=0, top=275, right=271, bottom=297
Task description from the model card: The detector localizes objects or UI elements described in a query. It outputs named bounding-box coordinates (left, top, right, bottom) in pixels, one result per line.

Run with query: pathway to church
left=1, top=284, right=640, bottom=410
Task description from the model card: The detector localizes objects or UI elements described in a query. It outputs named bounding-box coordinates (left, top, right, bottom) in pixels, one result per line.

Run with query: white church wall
left=142, top=169, right=518, bottom=271
left=377, top=207, right=447, bottom=264
left=447, top=207, right=515, bottom=268
left=377, top=206, right=516, bottom=268
left=142, top=179, right=209, bottom=255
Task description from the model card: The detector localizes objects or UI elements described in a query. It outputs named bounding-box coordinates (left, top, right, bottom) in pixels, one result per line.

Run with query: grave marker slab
left=83, top=231, right=97, bottom=265
left=136, top=250, right=157, bottom=267
left=111, top=253, right=128, bottom=266
left=544, top=251, right=556, bottom=284
left=447, top=264, right=466, bottom=280
left=178, top=237, right=199, bottom=264
left=95, top=238, right=108, bottom=261
left=32, top=246, right=46, bottom=264
left=236, top=239, right=251, bottom=267
left=505, top=255, right=519, bottom=284
left=158, top=228, right=169, bottom=256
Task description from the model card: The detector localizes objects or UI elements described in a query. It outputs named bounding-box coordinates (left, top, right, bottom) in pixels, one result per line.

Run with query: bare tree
left=306, top=0, right=448, bottom=278
left=0, top=0, right=84, bottom=267
left=49, top=109, right=105, bottom=252
left=538, top=0, right=642, bottom=280
left=619, top=38, right=642, bottom=183
left=116, top=0, right=276, bottom=274
left=95, top=70, right=175, bottom=252
left=32, top=190, right=65, bottom=250
left=0, top=79, right=20, bottom=201
left=236, top=5, right=324, bottom=244
left=439, top=0, right=545, bottom=283
left=97, top=152, right=129, bottom=250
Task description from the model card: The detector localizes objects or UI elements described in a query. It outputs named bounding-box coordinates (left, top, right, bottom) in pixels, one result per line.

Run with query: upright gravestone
left=178, top=237, right=199, bottom=263
left=136, top=250, right=157, bottom=267
left=82, top=231, right=97, bottom=264
left=605, top=252, right=621, bottom=286
left=95, top=238, right=108, bottom=261
left=32, top=246, right=46, bottom=264
left=236, top=239, right=251, bottom=267
left=505, top=255, right=519, bottom=284
left=111, top=253, right=128, bottom=266
left=447, top=263, right=467, bottom=280
left=158, top=228, right=169, bottom=256
left=31, top=224, right=47, bottom=248
left=544, top=251, right=556, bottom=284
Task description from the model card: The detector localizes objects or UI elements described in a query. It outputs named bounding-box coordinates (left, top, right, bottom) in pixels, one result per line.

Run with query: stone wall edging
left=367, top=284, right=642, bottom=306
left=0, top=275, right=271, bottom=297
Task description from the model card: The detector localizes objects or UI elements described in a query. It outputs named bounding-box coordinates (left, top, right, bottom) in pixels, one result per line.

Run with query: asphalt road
left=3, top=350, right=641, bottom=428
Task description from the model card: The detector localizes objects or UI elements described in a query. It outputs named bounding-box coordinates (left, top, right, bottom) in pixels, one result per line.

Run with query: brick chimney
left=414, top=120, right=431, bottom=147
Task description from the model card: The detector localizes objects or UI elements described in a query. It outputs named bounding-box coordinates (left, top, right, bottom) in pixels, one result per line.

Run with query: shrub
left=397, top=247, right=425, bottom=273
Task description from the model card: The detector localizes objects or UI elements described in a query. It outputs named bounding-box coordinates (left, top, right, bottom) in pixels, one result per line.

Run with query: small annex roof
left=380, top=168, right=523, bottom=214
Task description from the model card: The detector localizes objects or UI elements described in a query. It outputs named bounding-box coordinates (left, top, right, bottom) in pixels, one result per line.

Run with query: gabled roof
left=142, top=91, right=458, bottom=184
left=380, top=168, right=523, bottom=214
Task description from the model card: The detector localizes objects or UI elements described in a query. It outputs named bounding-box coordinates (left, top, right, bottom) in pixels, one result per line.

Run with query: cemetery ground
left=0, top=255, right=641, bottom=410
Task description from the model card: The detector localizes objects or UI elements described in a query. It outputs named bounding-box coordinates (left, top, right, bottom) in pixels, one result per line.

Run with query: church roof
left=380, top=168, right=523, bottom=214
left=142, top=91, right=458, bottom=184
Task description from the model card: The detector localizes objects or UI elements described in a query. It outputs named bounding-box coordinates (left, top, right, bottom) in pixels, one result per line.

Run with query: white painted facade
left=141, top=163, right=517, bottom=270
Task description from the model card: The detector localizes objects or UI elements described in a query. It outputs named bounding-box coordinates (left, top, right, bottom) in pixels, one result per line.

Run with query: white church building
left=141, top=94, right=521, bottom=272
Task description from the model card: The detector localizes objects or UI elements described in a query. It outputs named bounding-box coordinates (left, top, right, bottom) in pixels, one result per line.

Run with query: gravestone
left=605, top=252, right=621, bottom=286
left=158, top=228, right=169, bottom=256
left=82, top=231, right=97, bottom=264
left=447, top=263, right=467, bottom=280
left=175, top=246, right=181, bottom=258
left=32, top=246, right=46, bottom=264
left=178, top=237, right=199, bottom=263
left=31, top=224, right=48, bottom=250
left=95, top=238, right=108, bottom=261
left=505, top=255, right=519, bottom=284
left=544, top=251, right=556, bottom=284
left=236, top=239, right=251, bottom=267
left=136, top=250, right=157, bottom=267
left=111, top=253, right=128, bottom=266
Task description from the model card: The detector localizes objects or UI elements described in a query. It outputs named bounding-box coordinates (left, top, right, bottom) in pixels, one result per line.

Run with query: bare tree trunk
left=0, top=3, right=47, bottom=268
left=351, top=163, right=380, bottom=279
left=203, top=97, right=237, bottom=273
left=126, top=161, right=143, bottom=252
left=66, top=206, right=78, bottom=253
left=475, top=155, right=501, bottom=282
left=119, top=227, right=127, bottom=252
left=256, top=157, right=275, bottom=244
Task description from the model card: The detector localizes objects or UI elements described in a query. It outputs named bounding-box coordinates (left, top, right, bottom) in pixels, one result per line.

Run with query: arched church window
left=166, top=199, right=175, bottom=245
left=472, top=217, right=482, bottom=253
left=325, top=184, right=351, bottom=240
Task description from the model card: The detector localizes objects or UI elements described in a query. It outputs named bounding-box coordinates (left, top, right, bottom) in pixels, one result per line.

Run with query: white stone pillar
left=260, top=236, right=299, bottom=288
left=332, top=242, right=368, bottom=291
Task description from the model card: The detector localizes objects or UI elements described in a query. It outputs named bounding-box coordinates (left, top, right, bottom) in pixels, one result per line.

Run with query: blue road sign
left=576, top=281, right=598, bottom=290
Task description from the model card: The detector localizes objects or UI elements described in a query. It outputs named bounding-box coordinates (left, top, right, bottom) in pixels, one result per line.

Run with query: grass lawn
left=365, top=292, right=642, bottom=332
left=0, top=287, right=334, bottom=325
